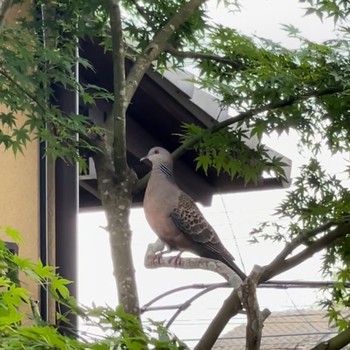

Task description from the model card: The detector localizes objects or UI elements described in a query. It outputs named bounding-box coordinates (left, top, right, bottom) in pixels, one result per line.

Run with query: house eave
left=78, top=38, right=292, bottom=209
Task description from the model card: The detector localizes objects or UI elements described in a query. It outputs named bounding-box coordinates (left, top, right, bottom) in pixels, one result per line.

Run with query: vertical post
left=54, top=86, right=78, bottom=331
left=39, top=142, right=48, bottom=322
left=47, top=156, right=57, bottom=324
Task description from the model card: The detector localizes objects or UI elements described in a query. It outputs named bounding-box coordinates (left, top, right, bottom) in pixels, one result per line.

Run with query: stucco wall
left=0, top=0, right=40, bottom=302
left=0, top=113, right=40, bottom=300
left=5, top=1, right=30, bottom=24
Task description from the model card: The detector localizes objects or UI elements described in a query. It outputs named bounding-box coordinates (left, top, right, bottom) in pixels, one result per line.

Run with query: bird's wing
left=170, top=193, right=240, bottom=272
left=170, top=193, right=220, bottom=245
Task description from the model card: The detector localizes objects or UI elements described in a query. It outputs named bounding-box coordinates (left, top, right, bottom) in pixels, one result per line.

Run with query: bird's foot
left=169, top=251, right=183, bottom=266
left=153, top=251, right=165, bottom=264
left=151, top=251, right=183, bottom=266
left=145, top=251, right=166, bottom=267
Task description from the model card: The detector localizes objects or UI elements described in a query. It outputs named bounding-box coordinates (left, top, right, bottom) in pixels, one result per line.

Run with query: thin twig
left=166, top=284, right=226, bottom=328
left=141, top=279, right=350, bottom=315
left=129, top=0, right=156, bottom=30
left=128, top=0, right=243, bottom=68
left=125, top=0, right=207, bottom=106
left=0, top=68, right=46, bottom=112
left=269, top=220, right=336, bottom=267
left=165, top=46, right=244, bottom=69
left=261, top=222, right=350, bottom=281
left=141, top=282, right=228, bottom=313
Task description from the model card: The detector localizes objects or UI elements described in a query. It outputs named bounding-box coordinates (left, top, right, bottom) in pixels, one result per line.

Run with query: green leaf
left=0, top=113, right=16, bottom=128
left=50, top=277, right=71, bottom=300
left=33, top=260, right=56, bottom=279
left=250, top=121, right=266, bottom=141
left=1, top=227, right=22, bottom=243
left=195, top=154, right=212, bottom=174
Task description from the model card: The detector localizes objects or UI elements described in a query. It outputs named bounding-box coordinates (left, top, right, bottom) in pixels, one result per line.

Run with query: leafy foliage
left=302, top=0, right=350, bottom=23
left=277, top=159, right=349, bottom=230
left=0, top=231, right=184, bottom=349
left=170, top=2, right=350, bottom=333
left=0, top=1, right=110, bottom=166
left=121, top=0, right=208, bottom=69
left=181, top=123, right=287, bottom=184
left=3, top=0, right=350, bottom=344
left=122, top=0, right=206, bottom=47
left=193, top=28, right=350, bottom=150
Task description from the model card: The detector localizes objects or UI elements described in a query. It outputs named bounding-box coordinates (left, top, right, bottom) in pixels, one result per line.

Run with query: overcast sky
left=78, top=1, right=345, bottom=347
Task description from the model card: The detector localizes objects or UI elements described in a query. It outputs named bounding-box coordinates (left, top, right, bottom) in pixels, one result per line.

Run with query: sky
left=77, top=0, right=346, bottom=347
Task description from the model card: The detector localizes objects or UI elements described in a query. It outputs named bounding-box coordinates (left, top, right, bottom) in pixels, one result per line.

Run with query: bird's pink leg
left=169, top=251, right=183, bottom=266
left=153, top=251, right=164, bottom=264
left=153, top=245, right=173, bottom=264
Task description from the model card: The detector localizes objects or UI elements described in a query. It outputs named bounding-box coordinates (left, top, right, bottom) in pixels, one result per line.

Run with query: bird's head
left=140, top=147, right=173, bottom=167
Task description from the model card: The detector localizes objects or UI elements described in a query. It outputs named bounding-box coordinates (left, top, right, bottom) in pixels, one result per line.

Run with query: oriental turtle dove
left=141, top=146, right=246, bottom=280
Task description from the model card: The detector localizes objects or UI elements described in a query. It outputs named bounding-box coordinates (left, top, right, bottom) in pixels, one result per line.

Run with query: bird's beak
left=140, top=155, right=151, bottom=167
left=140, top=154, right=150, bottom=163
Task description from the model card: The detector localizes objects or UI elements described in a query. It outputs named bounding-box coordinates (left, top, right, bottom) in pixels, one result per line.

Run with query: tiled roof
left=213, top=310, right=342, bottom=350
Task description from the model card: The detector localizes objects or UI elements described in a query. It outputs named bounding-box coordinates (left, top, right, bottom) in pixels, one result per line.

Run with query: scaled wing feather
left=170, top=194, right=219, bottom=244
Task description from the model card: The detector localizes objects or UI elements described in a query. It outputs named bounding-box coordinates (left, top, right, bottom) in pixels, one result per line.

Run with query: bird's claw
left=153, top=252, right=164, bottom=264
left=148, top=251, right=183, bottom=267
left=168, top=251, right=183, bottom=266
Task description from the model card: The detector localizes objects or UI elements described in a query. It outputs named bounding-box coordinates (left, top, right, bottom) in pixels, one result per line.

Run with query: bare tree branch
left=165, top=46, right=244, bottom=69
left=261, top=222, right=350, bottom=281
left=128, top=0, right=155, bottom=30
left=101, top=0, right=140, bottom=315
left=141, top=282, right=228, bottom=313
left=128, top=0, right=244, bottom=69
left=144, top=239, right=243, bottom=287
left=199, top=86, right=344, bottom=138
left=131, top=0, right=242, bottom=68
left=270, top=221, right=336, bottom=265
left=311, top=326, right=350, bottom=350
left=195, top=288, right=242, bottom=350
left=166, top=283, right=228, bottom=328
left=194, top=221, right=350, bottom=349
left=107, top=0, right=128, bottom=177
left=125, top=0, right=207, bottom=106
left=239, top=266, right=271, bottom=350
left=141, top=279, right=350, bottom=315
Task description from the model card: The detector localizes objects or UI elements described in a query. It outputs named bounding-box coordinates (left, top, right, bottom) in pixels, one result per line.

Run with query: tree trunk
left=93, top=151, right=139, bottom=315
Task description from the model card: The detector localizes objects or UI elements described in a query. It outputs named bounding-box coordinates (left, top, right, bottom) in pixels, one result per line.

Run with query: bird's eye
left=154, top=149, right=159, bottom=154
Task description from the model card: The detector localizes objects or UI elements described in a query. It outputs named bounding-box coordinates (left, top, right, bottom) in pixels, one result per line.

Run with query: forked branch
left=145, top=221, right=350, bottom=349
left=239, top=266, right=270, bottom=350
left=125, top=0, right=207, bottom=105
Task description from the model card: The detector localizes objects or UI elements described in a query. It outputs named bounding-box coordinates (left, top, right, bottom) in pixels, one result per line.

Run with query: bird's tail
left=203, top=241, right=246, bottom=280
left=222, top=257, right=246, bottom=280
